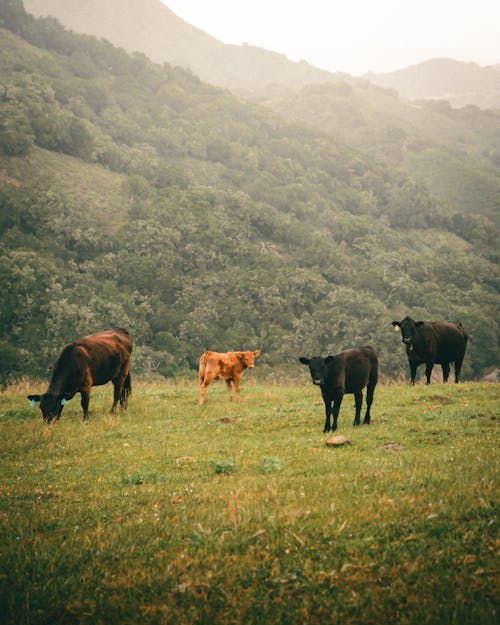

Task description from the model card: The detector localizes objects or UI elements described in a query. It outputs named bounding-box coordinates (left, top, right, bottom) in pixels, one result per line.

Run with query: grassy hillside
left=0, top=147, right=131, bottom=226
left=0, top=380, right=498, bottom=624
left=0, top=2, right=498, bottom=384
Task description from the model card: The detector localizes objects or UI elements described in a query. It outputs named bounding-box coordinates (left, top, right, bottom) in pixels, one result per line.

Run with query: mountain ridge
left=22, top=0, right=500, bottom=107
left=22, top=0, right=343, bottom=96
left=367, top=57, right=500, bottom=109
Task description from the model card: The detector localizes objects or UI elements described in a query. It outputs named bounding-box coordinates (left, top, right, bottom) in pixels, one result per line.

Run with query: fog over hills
left=367, top=58, right=500, bottom=110
left=22, top=0, right=343, bottom=96
left=23, top=0, right=500, bottom=107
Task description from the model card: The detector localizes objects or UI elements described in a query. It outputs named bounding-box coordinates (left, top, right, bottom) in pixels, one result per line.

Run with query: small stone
left=326, top=436, right=350, bottom=447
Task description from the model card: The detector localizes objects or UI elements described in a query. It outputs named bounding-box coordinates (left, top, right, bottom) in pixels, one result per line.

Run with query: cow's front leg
left=323, top=398, right=332, bottom=432
left=409, top=361, right=417, bottom=385
left=331, top=392, right=343, bottom=431
left=353, top=390, right=363, bottom=426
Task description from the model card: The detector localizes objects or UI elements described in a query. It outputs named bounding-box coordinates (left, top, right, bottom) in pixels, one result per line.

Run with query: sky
left=161, top=0, right=500, bottom=75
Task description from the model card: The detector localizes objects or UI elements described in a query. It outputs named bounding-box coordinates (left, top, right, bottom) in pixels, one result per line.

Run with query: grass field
left=0, top=379, right=498, bottom=624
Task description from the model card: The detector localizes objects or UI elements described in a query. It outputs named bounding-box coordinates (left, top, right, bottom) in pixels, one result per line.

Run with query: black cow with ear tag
left=392, top=316, right=468, bottom=384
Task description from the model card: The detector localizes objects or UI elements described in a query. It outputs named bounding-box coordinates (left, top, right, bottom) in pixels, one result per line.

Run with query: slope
left=265, top=81, right=500, bottom=227
left=0, top=3, right=498, bottom=385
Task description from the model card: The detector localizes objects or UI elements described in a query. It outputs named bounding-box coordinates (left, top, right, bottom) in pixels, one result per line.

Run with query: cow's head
left=392, top=317, right=424, bottom=348
left=27, top=393, right=70, bottom=423
left=299, top=356, right=334, bottom=386
left=239, top=350, right=261, bottom=369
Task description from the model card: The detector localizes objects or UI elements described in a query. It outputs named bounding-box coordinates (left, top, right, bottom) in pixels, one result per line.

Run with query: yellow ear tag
left=394, top=325, right=400, bottom=332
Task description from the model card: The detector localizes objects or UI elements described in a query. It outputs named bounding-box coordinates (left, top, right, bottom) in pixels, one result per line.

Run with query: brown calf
left=198, top=350, right=261, bottom=405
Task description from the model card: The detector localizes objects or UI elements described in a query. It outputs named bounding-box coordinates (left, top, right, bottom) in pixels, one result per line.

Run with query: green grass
left=0, top=380, right=498, bottom=624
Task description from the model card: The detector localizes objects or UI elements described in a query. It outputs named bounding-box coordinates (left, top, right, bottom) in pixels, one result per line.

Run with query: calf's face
left=239, top=350, right=261, bottom=369
left=299, top=356, right=328, bottom=386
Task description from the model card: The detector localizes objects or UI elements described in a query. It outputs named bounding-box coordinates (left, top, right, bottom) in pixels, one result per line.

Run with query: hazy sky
left=162, top=0, right=500, bottom=75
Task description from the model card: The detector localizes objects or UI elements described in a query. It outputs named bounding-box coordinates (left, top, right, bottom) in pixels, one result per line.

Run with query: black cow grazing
left=28, top=328, right=132, bottom=423
left=392, top=317, right=468, bottom=385
left=299, top=345, right=379, bottom=432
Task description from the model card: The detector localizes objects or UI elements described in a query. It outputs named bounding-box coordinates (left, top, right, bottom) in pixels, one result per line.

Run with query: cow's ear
left=324, top=356, right=335, bottom=364
left=253, top=350, right=261, bottom=357
left=415, top=321, right=425, bottom=327
left=298, top=357, right=310, bottom=365
left=27, top=394, right=41, bottom=406
left=392, top=321, right=400, bottom=331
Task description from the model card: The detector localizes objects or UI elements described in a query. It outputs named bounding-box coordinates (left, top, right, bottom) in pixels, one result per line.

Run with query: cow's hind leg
left=80, top=389, right=91, bottom=420
left=425, top=361, right=434, bottom=385
left=120, top=372, right=131, bottom=410
left=198, top=373, right=214, bottom=405
left=111, top=379, right=122, bottom=415
left=353, top=390, right=363, bottom=426
left=225, top=379, right=234, bottom=401
left=454, top=357, right=464, bottom=383
left=112, top=372, right=130, bottom=414
left=233, top=377, right=242, bottom=401
left=364, top=383, right=375, bottom=425
left=441, top=362, right=450, bottom=383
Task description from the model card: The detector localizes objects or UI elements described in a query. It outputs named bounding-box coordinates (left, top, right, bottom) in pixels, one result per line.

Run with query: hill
left=22, top=0, right=342, bottom=96
left=0, top=1, right=498, bottom=385
left=264, top=81, right=500, bottom=224
left=367, top=58, right=500, bottom=109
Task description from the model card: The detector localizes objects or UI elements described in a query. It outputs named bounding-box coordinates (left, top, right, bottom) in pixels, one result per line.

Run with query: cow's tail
left=198, top=352, right=207, bottom=384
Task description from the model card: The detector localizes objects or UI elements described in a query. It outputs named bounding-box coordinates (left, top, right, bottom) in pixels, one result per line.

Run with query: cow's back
left=74, top=329, right=132, bottom=386
left=198, top=351, right=245, bottom=381
left=329, top=346, right=378, bottom=393
left=426, top=322, right=468, bottom=363
left=199, top=351, right=224, bottom=379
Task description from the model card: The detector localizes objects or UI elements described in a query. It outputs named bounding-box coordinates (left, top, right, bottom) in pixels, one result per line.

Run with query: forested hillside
left=0, top=0, right=498, bottom=385
left=265, top=82, right=500, bottom=227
